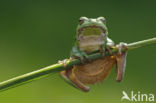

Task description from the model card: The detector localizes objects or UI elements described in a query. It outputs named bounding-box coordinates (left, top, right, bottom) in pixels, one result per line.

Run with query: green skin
left=60, top=17, right=127, bottom=92
left=71, top=17, right=114, bottom=60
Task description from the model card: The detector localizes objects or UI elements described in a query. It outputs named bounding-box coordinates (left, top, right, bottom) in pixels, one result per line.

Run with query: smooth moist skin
left=60, top=17, right=128, bottom=92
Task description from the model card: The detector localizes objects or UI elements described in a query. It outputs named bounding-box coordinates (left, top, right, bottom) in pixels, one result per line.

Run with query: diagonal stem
left=0, top=37, right=156, bottom=92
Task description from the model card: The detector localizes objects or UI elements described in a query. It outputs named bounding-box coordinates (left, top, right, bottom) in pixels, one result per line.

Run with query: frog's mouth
left=78, top=25, right=106, bottom=37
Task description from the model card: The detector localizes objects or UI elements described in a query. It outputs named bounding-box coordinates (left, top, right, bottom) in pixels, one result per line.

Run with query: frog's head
left=76, top=17, right=108, bottom=37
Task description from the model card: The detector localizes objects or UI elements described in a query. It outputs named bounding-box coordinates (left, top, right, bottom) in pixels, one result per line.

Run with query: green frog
left=60, top=17, right=128, bottom=92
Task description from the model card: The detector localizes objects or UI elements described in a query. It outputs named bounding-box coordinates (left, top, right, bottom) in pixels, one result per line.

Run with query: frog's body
left=60, top=17, right=127, bottom=92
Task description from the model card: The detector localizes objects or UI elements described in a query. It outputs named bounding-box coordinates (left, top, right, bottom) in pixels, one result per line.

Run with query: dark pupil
left=79, top=20, right=84, bottom=24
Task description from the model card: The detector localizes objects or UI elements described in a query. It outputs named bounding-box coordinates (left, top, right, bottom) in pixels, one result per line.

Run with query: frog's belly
left=73, top=56, right=116, bottom=84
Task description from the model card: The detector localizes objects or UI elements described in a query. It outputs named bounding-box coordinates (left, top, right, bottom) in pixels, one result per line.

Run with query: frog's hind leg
left=115, top=42, right=128, bottom=82
left=115, top=52, right=127, bottom=82
left=60, top=70, right=76, bottom=88
left=60, top=69, right=90, bottom=92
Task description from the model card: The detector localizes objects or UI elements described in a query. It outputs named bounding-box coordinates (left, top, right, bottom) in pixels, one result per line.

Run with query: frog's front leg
left=100, top=37, right=114, bottom=55
left=58, top=46, right=88, bottom=68
left=115, top=42, right=128, bottom=82
left=60, top=68, right=90, bottom=92
left=71, top=46, right=89, bottom=63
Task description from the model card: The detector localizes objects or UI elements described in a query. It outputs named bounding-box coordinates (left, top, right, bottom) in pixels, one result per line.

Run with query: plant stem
left=0, top=37, right=156, bottom=92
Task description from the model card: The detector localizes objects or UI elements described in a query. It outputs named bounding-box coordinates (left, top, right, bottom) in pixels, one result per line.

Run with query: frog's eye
left=79, top=17, right=88, bottom=25
left=97, top=17, right=106, bottom=24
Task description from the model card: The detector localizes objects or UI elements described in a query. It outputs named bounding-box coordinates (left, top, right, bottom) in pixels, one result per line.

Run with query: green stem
left=0, top=37, right=156, bottom=92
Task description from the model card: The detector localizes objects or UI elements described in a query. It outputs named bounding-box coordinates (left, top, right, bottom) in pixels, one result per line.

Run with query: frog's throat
left=78, top=25, right=106, bottom=36
left=78, top=34, right=105, bottom=53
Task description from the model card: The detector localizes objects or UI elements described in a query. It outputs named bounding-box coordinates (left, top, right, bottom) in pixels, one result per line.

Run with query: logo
left=121, top=91, right=154, bottom=102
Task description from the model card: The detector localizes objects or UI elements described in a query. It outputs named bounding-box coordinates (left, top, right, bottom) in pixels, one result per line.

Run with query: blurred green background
left=0, top=0, right=155, bottom=103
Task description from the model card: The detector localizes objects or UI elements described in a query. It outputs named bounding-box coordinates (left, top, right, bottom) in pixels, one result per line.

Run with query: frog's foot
left=60, top=69, right=90, bottom=92
left=116, top=42, right=128, bottom=54
left=58, top=59, right=71, bottom=68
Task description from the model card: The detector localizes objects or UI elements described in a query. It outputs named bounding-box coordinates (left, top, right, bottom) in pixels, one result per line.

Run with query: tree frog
left=60, top=17, right=128, bottom=92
